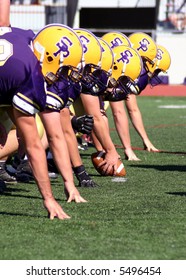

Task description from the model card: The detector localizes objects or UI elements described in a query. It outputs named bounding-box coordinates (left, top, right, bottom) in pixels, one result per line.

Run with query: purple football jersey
left=46, top=77, right=82, bottom=110
left=0, top=27, right=46, bottom=114
left=135, top=64, right=149, bottom=93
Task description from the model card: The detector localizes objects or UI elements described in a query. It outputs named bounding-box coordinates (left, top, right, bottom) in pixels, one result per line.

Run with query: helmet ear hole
left=47, top=56, right=53, bottom=62
left=114, top=66, right=118, bottom=70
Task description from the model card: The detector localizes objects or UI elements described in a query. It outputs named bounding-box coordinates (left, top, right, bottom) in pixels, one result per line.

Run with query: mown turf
left=0, top=96, right=186, bottom=260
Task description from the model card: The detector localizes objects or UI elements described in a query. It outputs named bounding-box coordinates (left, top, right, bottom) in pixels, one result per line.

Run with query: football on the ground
left=91, top=151, right=126, bottom=177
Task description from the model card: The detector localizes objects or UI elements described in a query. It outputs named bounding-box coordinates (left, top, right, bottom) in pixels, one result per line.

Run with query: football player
left=91, top=41, right=144, bottom=159
left=72, top=29, right=144, bottom=174
left=100, top=32, right=163, bottom=160
left=0, top=25, right=87, bottom=219
left=32, top=24, right=97, bottom=187
left=73, top=28, right=122, bottom=175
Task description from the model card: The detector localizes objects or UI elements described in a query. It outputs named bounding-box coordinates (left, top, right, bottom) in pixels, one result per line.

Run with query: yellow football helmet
left=111, top=45, right=142, bottom=82
left=129, top=32, right=157, bottom=64
left=146, top=45, right=171, bottom=87
left=98, top=38, right=114, bottom=73
left=146, top=44, right=171, bottom=74
left=33, top=24, right=83, bottom=80
left=74, top=28, right=109, bottom=94
left=74, top=28, right=102, bottom=67
left=102, top=31, right=131, bottom=48
left=103, top=45, right=143, bottom=97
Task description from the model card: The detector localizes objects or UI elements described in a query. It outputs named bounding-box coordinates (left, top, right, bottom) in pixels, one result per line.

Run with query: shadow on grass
left=159, top=150, right=186, bottom=156
left=0, top=211, right=47, bottom=218
left=166, top=192, right=186, bottom=197
left=1, top=186, right=30, bottom=193
left=131, top=146, right=186, bottom=156
left=0, top=192, right=43, bottom=200
left=0, top=189, right=66, bottom=205
left=129, top=164, right=186, bottom=172
left=79, top=153, right=94, bottom=158
left=0, top=192, right=66, bottom=204
left=115, top=144, right=186, bottom=156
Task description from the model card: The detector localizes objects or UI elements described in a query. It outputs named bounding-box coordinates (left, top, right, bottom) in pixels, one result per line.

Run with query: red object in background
left=141, top=85, right=186, bottom=97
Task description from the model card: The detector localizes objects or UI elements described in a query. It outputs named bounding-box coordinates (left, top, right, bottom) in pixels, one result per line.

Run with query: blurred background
left=9, top=0, right=186, bottom=85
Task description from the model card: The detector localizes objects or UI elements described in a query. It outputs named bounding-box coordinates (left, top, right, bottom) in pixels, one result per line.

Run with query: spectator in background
left=168, top=0, right=186, bottom=31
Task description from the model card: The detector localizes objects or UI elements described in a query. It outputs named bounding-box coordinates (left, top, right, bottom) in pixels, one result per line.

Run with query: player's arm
left=0, top=0, right=10, bottom=26
left=80, top=94, right=120, bottom=175
left=39, top=110, right=87, bottom=203
left=11, top=107, right=70, bottom=220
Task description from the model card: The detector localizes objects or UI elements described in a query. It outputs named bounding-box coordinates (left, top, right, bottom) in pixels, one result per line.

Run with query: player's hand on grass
left=143, top=140, right=159, bottom=152
left=124, top=148, right=141, bottom=161
left=44, top=197, right=71, bottom=220
left=65, top=187, right=87, bottom=203
left=67, top=192, right=87, bottom=203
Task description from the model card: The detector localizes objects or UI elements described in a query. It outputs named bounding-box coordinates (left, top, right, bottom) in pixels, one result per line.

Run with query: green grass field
left=0, top=96, right=186, bottom=260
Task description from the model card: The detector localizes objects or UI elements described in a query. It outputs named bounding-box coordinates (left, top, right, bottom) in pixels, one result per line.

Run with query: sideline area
left=141, top=85, right=186, bottom=97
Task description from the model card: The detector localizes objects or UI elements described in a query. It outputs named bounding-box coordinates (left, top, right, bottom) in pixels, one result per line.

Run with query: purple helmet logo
left=53, top=37, right=73, bottom=58
left=117, top=50, right=133, bottom=64
left=79, top=35, right=90, bottom=54
left=110, top=37, right=123, bottom=49
left=156, top=49, right=163, bottom=61
left=137, top=38, right=150, bottom=53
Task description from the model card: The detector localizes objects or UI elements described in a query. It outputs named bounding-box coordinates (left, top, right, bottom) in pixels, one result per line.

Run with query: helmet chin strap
left=156, top=58, right=160, bottom=69
left=59, top=51, right=64, bottom=69
left=97, top=59, right=102, bottom=68
left=34, top=41, right=45, bottom=68
left=121, top=61, right=127, bottom=76
left=148, top=71, right=153, bottom=78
